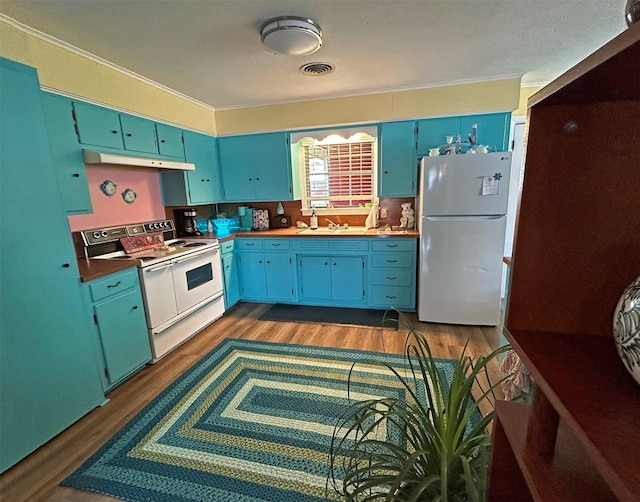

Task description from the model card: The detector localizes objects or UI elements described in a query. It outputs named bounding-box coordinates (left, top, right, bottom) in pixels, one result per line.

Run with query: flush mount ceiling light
left=260, top=16, right=322, bottom=56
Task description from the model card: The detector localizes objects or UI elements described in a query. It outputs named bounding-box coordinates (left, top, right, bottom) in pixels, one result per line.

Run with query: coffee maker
left=173, top=208, right=202, bottom=237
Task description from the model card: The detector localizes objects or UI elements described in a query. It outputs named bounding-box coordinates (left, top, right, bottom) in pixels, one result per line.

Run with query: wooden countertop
left=77, top=257, right=140, bottom=283
left=78, top=228, right=419, bottom=282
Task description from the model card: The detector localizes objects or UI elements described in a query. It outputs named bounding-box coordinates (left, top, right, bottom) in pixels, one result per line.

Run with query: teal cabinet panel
left=222, top=251, right=241, bottom=308
left=73, top=101, right=124, bottom=149
left=1, top=58, right=105, bottom=473
left=417, top=113, right=511, bottom=154
left=120, top=114, right=158, bottom=154
left=298, top=256, right=332, bottom=300
left=416, top=117, right=461, bottom=154
left=331, top=256, right=365, bottom=302
left=379, top=121, right=417, bottom=197
left=219, top=132, right=293, bottom=201
left=238, top=253, right=268, bottom=299
left=156, top=123, right=185, bottom=159
left=160, top=131, right=222, bottom=205
left=265, top=253, right=295, bottom=301
left=40, top=92, right=92, bottom=214
left=461, top=113, right=511, bottom=151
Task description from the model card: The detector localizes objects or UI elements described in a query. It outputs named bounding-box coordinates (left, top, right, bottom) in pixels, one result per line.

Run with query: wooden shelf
left=492, top=400, right=616, bottom=501
left=503, top=330, right=640, bottom=500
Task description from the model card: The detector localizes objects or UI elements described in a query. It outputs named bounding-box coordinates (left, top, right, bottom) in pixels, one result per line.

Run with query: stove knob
left=162, top=221, right=168, bottom=228
left=101, top=231, right=109, bottom=238
left=93, top=231, right=101, bottom=239
left=153, top=223, right=159, bottom=229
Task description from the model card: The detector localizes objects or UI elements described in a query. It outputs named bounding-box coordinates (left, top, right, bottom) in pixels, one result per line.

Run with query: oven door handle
left=144, top=261, right=173, bottom=273
left=172, top=247, right=219, bottom=264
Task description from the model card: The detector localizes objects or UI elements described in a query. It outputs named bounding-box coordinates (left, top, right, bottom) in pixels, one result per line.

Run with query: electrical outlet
left=380, top=207, right=388, bottom=219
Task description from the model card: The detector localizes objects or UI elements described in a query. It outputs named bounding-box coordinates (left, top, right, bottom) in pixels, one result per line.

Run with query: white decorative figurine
left=400, top=202, right=414, bottom=229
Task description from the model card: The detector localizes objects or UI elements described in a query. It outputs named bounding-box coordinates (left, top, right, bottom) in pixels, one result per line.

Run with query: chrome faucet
left=325, top=218, right=339, bottom=229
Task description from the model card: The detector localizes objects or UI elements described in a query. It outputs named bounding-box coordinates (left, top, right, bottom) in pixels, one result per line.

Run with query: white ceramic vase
left=613, top=275, right=640, bottom=385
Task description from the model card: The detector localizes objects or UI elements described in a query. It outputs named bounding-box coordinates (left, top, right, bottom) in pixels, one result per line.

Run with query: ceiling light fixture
left=260, top=16, right=322, bottom=56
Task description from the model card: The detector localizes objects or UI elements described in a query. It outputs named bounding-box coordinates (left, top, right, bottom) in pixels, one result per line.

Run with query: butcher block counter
left=77, top=257, right=140, bottom=282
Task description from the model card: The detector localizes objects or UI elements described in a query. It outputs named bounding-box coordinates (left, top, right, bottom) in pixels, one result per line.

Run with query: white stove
left=81, top=220, right=225, bottom=362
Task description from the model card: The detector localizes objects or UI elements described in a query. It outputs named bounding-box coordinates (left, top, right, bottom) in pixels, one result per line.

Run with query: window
left=293, top=128, right=377, bottom=215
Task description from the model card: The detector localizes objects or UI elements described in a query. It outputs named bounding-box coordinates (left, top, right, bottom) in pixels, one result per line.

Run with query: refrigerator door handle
left=425, top=215, right=505, bottom=221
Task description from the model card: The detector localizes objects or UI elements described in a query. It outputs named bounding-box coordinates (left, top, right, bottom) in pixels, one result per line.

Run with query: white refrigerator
left=417, top=152, right=512, bottom=325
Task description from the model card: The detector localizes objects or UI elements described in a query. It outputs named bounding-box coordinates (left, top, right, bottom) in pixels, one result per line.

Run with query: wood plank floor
left=0, top=303, right=504, bottom=502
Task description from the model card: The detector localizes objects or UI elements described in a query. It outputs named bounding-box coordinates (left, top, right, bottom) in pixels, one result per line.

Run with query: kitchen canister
left=613, top=275, right=640, bottom=386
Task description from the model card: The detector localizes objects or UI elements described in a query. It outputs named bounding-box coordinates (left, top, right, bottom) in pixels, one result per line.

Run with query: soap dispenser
left=310, top=210, right=318, bottom=229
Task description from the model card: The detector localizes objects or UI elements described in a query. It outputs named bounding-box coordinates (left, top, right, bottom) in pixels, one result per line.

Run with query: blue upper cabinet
left=379, top=121, right=417, bottom=197
left=73, top=101, right=124, bottom=149
left=218, top=132, right=293, bottom=202
left=416, top=112, right=511, bottom=155
left=156, top=123, right=185, bottom=159
left=119, top=114, right=158, bottom=155
left=40, top=92, right=92, bottom=214
left=160, top=130, right=222, bottom=205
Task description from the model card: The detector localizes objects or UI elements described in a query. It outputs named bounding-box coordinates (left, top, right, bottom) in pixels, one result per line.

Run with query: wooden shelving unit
left=487, top=24, right=640, bottom=501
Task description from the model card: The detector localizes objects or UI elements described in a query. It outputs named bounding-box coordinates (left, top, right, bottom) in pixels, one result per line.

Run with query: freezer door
left=418, top=215, right=506, bottom=325
left=420, top=152, right=511, bottom=216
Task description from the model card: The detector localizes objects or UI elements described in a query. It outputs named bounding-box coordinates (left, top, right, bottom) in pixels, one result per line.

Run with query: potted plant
left=327, top=313, right=509, bottom=501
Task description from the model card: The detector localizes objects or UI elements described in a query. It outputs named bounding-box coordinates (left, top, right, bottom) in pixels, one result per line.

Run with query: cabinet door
left=416, top=117, right=461, bottom=155
left=156, top=123, right=185, bottom=159
left=219, top=132, right=292, bottom=201
left=332, top=256, right=365, bottom=302
left=299, top=256, right=332, bottom=300
left=73, top=101, right=124, bottom=149
left=265, top=253, right=294, bottom=301
left=238, top=253, right=267, bottom=299
left=120, top=114, right=158, bottom=154
left=461, top=113, right=510, bottom=151
left=40, top=92, right=92, bottom=214
left=94, top=289, right=150, bottom=385
left=1, top=58, right=105, bottom=472
left=184, top=131, right=222, bottom=204
left=379, top=121, right=417, bottom=197
left=222, top=252, right=241, bottom=308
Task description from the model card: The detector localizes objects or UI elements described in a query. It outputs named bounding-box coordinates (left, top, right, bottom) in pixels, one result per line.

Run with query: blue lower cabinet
left=237, top=240, right=295, bottom=302
left=84, top=269, right=151, bottom=391
left=298, top=255, right=366, bottom=305
left=369, top=239, right=417, bottom=311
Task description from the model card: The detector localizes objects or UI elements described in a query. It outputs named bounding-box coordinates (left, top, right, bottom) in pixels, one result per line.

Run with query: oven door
left=171, top=247, right=223, bottom=314
left=139, top=259, right=178, bottom=328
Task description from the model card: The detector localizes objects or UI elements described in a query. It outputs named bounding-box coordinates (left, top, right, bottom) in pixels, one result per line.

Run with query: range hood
left=83, top=150, right=195, bottom=171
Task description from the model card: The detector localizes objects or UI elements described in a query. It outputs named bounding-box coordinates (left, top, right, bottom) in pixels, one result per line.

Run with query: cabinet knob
left=62, top=263, right=70, bottom=268
left=266, top=261, right=270, bottom=264
left=110, top=130, right=118, bottom=134
left=72, top=173, right=80, bottom=178
left=160, top=139, right=166, bottom=143
left=384, top=170, right=389, bottom=174
left=201, top=179, right=206, bottom=182
left=258, top=260, right=262, bottom=263
left=333, top=262, right=337, bottom=266
left=132, top=305, right=138, bottom=310
left=126, top=133, right=132, bottom=137
left=256, top=177, right=260, bottom=181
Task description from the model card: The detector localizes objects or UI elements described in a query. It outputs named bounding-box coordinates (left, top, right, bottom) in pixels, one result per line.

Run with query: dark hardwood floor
left=0, top=302, right=503, bottom=502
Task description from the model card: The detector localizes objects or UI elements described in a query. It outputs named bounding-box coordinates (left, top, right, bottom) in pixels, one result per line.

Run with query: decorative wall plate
left=613, top=275, right=640, bottom=386
left=122, top=188, right=137, bottom=204
left=100, top=180, right=116, bottom=196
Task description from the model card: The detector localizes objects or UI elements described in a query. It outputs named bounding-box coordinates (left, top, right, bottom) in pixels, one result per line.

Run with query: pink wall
left=68, top=165, right=166, bottom=231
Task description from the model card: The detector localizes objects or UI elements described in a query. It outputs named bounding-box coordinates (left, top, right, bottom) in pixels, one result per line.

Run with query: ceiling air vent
left=300, top=62, right=335, bottom=76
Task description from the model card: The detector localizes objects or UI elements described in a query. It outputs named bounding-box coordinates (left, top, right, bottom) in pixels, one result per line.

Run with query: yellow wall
left=216, top=78, right=522, bottom=135
left=513, top=85, right=544, bottom=117
left=0, top=20, right=217, bottom=134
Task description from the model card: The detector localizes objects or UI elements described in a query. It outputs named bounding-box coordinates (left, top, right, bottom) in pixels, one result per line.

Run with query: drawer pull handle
left=386, top=276, right=397, bottom=280
left=386, top=295, right=397, bottom=299
left=271, top=243, right=281, bottom=247
left=386, top=259, right=397, bottom=263
left=245, top=243, right=255, bottom=246
left=107, top=280, right=122, bottom=288
left=387, top=244, right=398, bottom=248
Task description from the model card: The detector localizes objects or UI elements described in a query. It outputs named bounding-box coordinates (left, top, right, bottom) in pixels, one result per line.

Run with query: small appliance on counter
left=174, top=208, right=202, bottom=237
left=238, top=206, right=255, bottom=231
left=270, top=214, right=292, bottom=228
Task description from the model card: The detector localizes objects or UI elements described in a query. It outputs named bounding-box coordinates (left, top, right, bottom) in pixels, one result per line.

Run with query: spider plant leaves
left=327, top=310, right=509, bottom=501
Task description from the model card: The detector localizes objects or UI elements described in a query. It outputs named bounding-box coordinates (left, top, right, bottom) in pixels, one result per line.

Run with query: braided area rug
left=62, top=338, right=457, bottom=501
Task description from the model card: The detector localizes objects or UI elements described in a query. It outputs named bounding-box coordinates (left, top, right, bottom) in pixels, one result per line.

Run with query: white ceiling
left=0, top=0, right=628, bottom=110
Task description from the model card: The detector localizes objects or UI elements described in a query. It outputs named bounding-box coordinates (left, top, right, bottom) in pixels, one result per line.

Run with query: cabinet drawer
left=372, top=268, right=414, bottom=286
left=372, top=253, right=413, bottom=269
left=235, top=238, right=263, bottom=250
left=220, top=239, right=235, bottom=254
left=292, top=239, right=369, bottom=252
left=89, top=269, right=138, bottom=302
left=263, top=239, right=290, bottom=250
left=372, top=239, right=415, bottom=252
left=371, top=287, right=413, bottom=307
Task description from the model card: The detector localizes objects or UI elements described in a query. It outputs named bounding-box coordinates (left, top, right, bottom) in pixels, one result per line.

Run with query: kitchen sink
left=297, top=226, right=369, bottom=235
